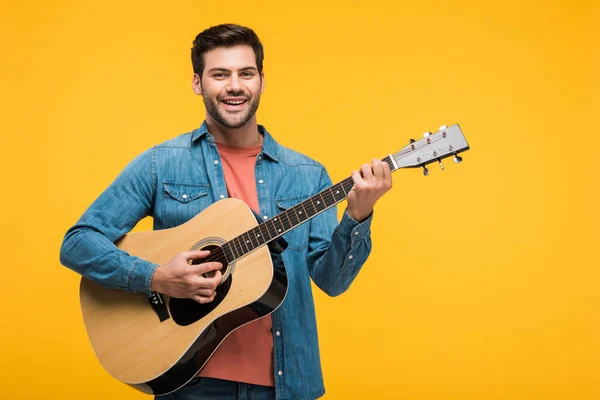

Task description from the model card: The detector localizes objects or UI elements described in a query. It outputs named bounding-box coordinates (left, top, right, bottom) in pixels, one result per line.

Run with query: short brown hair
left=191, top=24, right=264, bottom=76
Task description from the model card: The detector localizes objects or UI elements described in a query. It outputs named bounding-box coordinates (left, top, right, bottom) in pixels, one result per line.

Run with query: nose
left=226, top=74, right=243, bottom=93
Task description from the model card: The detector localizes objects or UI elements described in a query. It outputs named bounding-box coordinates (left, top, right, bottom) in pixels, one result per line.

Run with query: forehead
left=203, top=45, right=257, bottom=73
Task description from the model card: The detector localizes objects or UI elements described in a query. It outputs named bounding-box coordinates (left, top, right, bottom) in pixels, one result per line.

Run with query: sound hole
left=169, top=245, right=232, bottom=326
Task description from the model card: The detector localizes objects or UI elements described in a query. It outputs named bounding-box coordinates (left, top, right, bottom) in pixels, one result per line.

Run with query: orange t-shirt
left=198, top=140, right=275, bottom=387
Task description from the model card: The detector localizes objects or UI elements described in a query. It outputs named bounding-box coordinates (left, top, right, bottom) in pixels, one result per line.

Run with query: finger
left=360, top=163, right=374, bottom=180
left=192, top=293, right=216, bottom=304
left=195, top=288, right=216, bottom=297
left=382, top=160, right=392, bottom=185
left=351, top=170, right=363, bottom=190
left=181, top=250, right=211, bottom=262
left=198, top=270, right=223, bottom=289
left=194, top=262, right=223, bottom=274
left=371, top=159, right=385, bottom=179
left=211, top=269, right=223, bottom=281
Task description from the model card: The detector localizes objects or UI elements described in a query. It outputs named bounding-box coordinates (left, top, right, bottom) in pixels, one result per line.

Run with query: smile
left=220, top=97, right=248, bottom=112
left=222, top=100, right=246, bottom=105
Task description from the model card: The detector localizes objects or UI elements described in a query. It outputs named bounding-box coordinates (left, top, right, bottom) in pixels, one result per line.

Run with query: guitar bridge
left=148, top=292, right=170, bottom=322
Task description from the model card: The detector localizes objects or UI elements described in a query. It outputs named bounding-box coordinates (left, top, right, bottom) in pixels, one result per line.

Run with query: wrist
left=348, top=208, right=372, bottom=223
left=150, top=265, right=164, bottom=292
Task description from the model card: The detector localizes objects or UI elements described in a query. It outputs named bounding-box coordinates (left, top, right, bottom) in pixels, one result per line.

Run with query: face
left=193, top=45, right=265, bottom=129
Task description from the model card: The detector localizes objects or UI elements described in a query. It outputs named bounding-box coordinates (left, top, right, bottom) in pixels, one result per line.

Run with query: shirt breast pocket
left=161, top=181, right=210, bottom=227
left=275, top=195, right=311, bottom=252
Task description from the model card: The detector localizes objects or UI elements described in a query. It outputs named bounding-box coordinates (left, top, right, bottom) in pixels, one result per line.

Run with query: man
left=60, top=24, right=391, bottom=400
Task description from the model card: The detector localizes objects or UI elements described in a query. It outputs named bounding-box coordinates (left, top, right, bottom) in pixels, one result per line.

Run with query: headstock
left=390, top=124, right=469, bottom=175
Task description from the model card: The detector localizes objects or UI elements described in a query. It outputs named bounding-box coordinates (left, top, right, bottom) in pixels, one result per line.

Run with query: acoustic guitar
left=79, top=124, right=470, bottom=395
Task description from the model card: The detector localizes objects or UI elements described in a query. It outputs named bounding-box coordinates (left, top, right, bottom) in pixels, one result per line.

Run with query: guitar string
left=192, top=135, right=452, bottom=266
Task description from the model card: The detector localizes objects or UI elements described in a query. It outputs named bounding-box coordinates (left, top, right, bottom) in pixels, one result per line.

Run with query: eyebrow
left=206, top=66, right=258, bottom=74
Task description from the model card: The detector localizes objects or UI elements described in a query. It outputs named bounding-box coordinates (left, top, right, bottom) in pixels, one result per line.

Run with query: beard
left=202, top=88, right=261, bottom=129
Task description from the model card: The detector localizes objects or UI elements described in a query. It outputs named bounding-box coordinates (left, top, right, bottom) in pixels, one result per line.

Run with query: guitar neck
left=221, top=156, right=397, bottom=262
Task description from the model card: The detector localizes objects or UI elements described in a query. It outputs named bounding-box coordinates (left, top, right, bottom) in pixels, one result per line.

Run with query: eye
left=241, top=71, right=255, bottom=78
left=212, top=73, right=227, bottom=79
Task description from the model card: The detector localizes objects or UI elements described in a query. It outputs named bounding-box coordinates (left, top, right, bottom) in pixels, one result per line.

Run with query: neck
left=206, top=115, right=262, bottom=147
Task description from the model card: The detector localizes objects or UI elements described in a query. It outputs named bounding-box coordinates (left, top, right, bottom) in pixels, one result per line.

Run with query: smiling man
left=60, top=24, right=391, bottom=400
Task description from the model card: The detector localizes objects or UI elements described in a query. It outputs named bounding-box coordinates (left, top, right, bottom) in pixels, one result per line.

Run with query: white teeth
left=223, top=100, right=245, bottom=105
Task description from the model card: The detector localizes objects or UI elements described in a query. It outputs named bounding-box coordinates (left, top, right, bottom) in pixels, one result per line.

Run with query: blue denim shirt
left=60, top=122, right=373, bottom=400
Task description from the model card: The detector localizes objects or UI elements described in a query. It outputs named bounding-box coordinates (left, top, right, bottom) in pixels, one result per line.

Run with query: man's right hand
left=150, top=250, right=222, bottom=304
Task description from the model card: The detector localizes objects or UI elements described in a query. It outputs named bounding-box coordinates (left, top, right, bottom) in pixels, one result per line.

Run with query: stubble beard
left=203, top=90, right=261, bottom=129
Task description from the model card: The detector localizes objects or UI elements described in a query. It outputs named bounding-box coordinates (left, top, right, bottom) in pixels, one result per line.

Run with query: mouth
left=220, top=97, right=248, bottom=111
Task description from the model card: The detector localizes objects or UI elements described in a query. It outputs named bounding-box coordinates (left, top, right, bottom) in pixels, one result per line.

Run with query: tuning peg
left=439, top=159, right=444, bottom=170
left=453, top=154, right=463, bottom=163
left=423, top=166, right=429, bottom=176
left=439, top=125, right=448, bottom=131
left=409, top=138, right=416, bottom=143
left=423, top=132, right=431, bottom=138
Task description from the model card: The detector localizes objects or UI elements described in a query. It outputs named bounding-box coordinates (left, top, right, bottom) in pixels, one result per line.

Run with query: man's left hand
left=347, top=159, right=393, bottom=222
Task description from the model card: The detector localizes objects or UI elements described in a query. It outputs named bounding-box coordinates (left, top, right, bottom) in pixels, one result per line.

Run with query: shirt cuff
left=339, top=208, right=372, bottom=244
left=129, top=258, right=160, bottom=296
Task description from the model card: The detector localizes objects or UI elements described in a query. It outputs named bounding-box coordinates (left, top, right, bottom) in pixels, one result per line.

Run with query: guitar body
left=79, top=198, right=288, bottom=395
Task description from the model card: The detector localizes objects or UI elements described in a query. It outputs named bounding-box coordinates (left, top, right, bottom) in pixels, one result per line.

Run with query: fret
left=281, top=209, right=293, bottom=231
left=315, top=193, right=326, bottom=212
left=322, top=189, right=335, bottom=207
left=286, top=207, right=300, bottom=226
left=300, top=201, right=310, bottom=218
left=294, top=204, right=308, bottom=223
left=226, top=241, right=238, bottom=260
left=259, top=219, right=274, bottom=241
left=322, top=188, right=336, bottom=206
left=250, top=226, right=262, bottom=247
left=230, top=237, right=241, bottom=259
left=254, top=225, right=266, bottom=245
left=308, top=197, right=319, bottom=216
left=241, top=232, right=251, bottom=253
left=222, top=243, right=234, bottom=263
left=341, top=178, right=354, bottom=195
left=339, top=182, right=348, bottom=196
left=266, top=218, right=276, bottom=238
left=234, top=237, right=245, bottom=257
left=260, top=225, right=268, bottom=244
left=269, top=218, right=280, bottom=238
left=242, top=231, right=253, bottom=252
left=331, top=184, right=345, bottom=202
left=271, top=216, right=285, bottom=236
left=251, top=228, right=260, bottom=248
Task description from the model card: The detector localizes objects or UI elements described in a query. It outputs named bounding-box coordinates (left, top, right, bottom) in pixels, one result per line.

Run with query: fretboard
left=220, top=155, right=396, bottom=262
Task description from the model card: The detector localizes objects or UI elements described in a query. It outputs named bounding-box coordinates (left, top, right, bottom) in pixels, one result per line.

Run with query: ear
left=260, top=71, right=265, bottom=94
left=192, top=73, right=203, bottom=96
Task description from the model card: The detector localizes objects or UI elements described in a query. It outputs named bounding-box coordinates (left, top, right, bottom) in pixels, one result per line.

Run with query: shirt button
left=213, top=160, right=219, bottom=165
left=278, top=370, right=283, bottom=376
left=354, top=231, right=359, bottom=236
left=348, top=255, right=353, bottom=259
left=182, top=194, right=188, bottom=199
left=258, top=179, right=264, bottom=184
left=219, top=194, right=225, bottom=199
left=263, top=216, right=268, bottom=220
left=275, top=331, right=281, bottom=336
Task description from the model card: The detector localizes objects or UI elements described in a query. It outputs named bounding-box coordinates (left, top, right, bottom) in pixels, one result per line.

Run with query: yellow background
left=1, top=0, right=598, bottom=399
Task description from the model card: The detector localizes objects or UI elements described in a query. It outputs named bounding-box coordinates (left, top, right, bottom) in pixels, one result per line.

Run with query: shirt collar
left=191, top=121, right=280, bottom=162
